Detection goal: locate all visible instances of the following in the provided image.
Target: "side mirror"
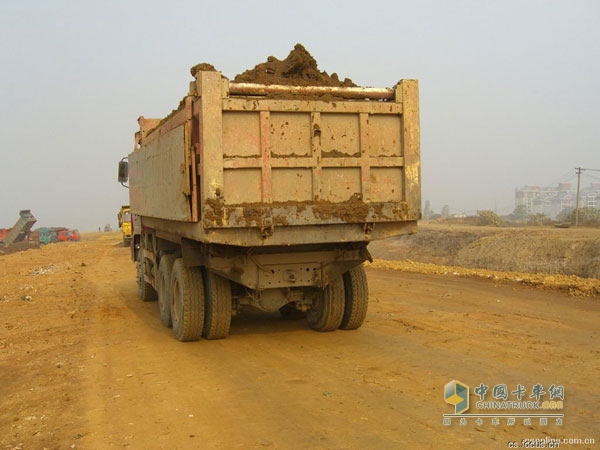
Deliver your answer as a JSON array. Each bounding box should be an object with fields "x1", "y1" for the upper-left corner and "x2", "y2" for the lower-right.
[{"x1": 118, "y1": 159, "x2": 129, "y2": 183}]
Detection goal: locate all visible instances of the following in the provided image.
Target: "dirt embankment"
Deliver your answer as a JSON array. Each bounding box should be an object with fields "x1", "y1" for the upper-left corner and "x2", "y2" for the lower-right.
[
  {"x1": 0, "y1": 241, "x2": 40, "y2": 256},
  {"x1": 369, "y1": 222, "x2": 600, "y2": 295},
  {"x1": 370, "y1": 222, "x2": 600, "y2": 278}
]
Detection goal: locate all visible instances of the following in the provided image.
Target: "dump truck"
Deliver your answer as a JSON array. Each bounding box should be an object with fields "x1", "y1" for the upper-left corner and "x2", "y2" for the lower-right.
[
  {"x1": 118, "y1": 68, "x2": 420, "y2": 342},
  {"x1": 27, "y1": 227, "x2": 80, "y2": 244},
  {"x1": 117, "y1": 205, "x2": 132, "y2": 246},
  {"x1": 1, "y1": 210, "x2": 37, "y2": 246},
  {"x1": 29, "y1": 227, "x2": 58, "y2": 245},
  {"x1": 57, "y1": 228, "x2": 80, "y2": 242}
]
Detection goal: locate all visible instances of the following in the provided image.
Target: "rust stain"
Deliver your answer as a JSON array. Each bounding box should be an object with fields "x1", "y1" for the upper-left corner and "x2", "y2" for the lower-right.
[{"x1": 205, "y1": 198, "x2": 225, "y2": 226}]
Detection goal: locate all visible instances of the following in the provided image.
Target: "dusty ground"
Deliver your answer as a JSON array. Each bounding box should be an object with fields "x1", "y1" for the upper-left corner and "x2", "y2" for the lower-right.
[{"x1": 1, "y1": 232, "x2": 598, "y2": 449}]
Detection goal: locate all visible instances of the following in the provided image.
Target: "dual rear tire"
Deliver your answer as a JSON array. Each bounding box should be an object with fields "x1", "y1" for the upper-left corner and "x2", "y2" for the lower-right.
[
  {"x1": 170, "y1": 259, "x2": 205, "y2": 342},
  {"x1": 202, "y1": 269, "x2": 232, "y2": 340},
  {"x1": 307, "y1": 265, "x2": 369, "y2": 332},
  {"x1": 157, "y1": 257, "x2": 232, "y2": 342},
  {"x1": 341, "y1": 265, "x2": 369, "y2": 330}
]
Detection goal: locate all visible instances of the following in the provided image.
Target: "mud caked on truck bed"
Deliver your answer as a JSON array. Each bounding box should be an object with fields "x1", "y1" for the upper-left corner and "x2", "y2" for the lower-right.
[{"x1": 119, "y1": 47, "x2": 420, "y2": 341}]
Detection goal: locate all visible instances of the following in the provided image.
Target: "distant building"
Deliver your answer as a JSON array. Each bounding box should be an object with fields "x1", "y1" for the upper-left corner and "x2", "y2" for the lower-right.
[{"x1": 515, "y1": 183, "x2": 600, "y2": 219}]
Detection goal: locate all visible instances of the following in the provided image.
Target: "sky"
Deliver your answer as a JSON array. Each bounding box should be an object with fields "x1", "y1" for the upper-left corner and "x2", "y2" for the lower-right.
[{"x1": 1, "y1": 0, "x2": 599, "y2": 230}]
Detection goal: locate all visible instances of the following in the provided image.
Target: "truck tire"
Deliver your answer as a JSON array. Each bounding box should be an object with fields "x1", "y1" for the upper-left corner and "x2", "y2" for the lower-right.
[
  {"x1": 202, "y1": 269, "x2": 232, "y2": 340},
  {"x1": 170, "y1": 259, "x2": 205, "y2": 342},
  {"x1": 137, "y1": 249, "x2": 157, "y2": 302},
  {"x1": 340, "y1": 265, "x2": 368, "y2": 330},
  {"x1": 307, "y1": 277, "x2": 344, "y2": 332},
  {"x1": 157, "y1": 254, "x2": 176, "y2": 328}
]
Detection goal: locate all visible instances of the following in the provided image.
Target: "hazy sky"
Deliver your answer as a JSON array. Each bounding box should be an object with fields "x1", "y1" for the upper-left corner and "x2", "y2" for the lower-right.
[{"x1": 1, "y1": 0, "x2": 599, "y2": 230}]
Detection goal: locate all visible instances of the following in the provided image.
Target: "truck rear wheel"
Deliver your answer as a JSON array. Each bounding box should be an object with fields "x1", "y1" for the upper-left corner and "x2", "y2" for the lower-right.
[
  {"x1": 157, "y1": 254, "x2": 176, "y2": 328},
  {"x1": 202, "y1": 269, "x2": 232, "y2": 340},
  {"x1": 137, "y1": 249, "x2": 157, "y2": 302},
  {"x1": 340, "y1": 265, "x2": 368, "y2": 330},
  {"x1": 170, "y1": 259, "x2": 205, "y2": 342},
  {"x1": 307, "y1": 277, "x2": 344, "y2": 332}
]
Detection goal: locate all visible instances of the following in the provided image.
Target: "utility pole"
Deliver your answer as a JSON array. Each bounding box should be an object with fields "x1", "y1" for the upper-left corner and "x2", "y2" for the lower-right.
[
  {"x1": 574, "y1": 167, "x2": 600, "y2": 226},
  {"x1": 575, "y1": 167, "x2": 582, "y2": 227}
]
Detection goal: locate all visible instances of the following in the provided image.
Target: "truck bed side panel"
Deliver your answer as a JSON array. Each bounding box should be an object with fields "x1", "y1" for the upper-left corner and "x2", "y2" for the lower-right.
[{"x1": 129, "y1": 126, "x2": 191, "y2": 221}]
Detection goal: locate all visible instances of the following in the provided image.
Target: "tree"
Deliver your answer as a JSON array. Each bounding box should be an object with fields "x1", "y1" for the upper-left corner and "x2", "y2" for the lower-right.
[
  {"x1": 477, "y1": 210, "x2": 502, "y2": 227},
  {"x1": 511, "y1": 204, "x2": 528, "y2": 221},
  {"x1": 557, "y1": 208, "x2": 574, "y2": 223},
  {"x1": 528, "y1": 213, "x2": 551, "y2": 226},
  {"x1": 560, "y1": 207, "x2": 600, "y2": 226}
]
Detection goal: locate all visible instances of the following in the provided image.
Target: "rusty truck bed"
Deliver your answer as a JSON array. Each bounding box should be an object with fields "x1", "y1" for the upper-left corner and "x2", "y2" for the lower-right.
[{"x1": 128, "y1": 71, "x2": 420, "y2": 247}]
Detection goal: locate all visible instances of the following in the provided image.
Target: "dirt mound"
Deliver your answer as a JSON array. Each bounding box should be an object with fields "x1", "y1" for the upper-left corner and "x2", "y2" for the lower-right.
[
  {"x1": 369, "y1": 229, "x2": 485, "y2": 265},
  {"x1": 0, "y1": 241, "x2": 39, "y2": 255},
  {"x1": 454, "y1": 231, "x2": 600, "y2": 278},
  {"x1": 233, "y1": 43, "x2": 356, "y2": 87},
  {"x1": 369, "y1": 223, "x2": 600, "y2": 280}
]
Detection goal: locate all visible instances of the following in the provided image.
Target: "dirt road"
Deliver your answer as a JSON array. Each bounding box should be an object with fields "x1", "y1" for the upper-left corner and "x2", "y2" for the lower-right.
[{"x1": 1, "y1": 233, "x2": 598, "y2": 449}]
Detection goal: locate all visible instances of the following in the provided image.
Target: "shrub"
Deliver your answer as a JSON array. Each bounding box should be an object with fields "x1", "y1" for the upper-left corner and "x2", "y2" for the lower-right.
[{"x1": 477, "y1": 210, "x2": 503, "y2": 227}]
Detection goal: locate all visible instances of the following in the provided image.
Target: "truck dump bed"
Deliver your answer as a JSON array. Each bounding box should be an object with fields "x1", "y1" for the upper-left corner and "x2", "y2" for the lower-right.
[
  {"x1": 129, "y1": 71, "x2": 420, "y2": 247},
  {"x1": 2, "y1": 210, "x2": 37, "y2": 246}
]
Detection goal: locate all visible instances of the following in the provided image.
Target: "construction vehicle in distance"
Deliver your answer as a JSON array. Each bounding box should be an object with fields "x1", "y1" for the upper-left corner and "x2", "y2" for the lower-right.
[
  {"x1": 118, "y1": 67, "x2": 421, "y2": 342},
  {"x1": 57, "y1": 228, "x2": 80, "y2": 242},
  {"x1": 1, "y1": 210, "x2": 37, "y2": 246},
  {"x1": 1, "y1": 211, "x2": 80, "y2": 248},
  {"x1": 27, "y1": 227, "x2": 80, "y2": 244},
  {"x1": 29, "y1": 227, "x2": 59, "y2": 244},
  {"x1": 117, "y1": 205, "x2": 132, "y2": 246}
]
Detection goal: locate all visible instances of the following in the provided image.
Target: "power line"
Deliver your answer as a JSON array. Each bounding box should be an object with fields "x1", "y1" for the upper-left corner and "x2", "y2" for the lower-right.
[
  {"x1": 586, "y1": 172, "x2": 600, "y2": 183},
  {"x1": 543, "y1": 169, "x2": 578, "y2": 187}
]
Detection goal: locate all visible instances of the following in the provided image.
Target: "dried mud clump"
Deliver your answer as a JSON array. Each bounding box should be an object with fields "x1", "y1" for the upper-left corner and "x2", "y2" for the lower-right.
[
  {"x1": 190, "y1": 62, "x2": 217, "y2": 77},
  {"x1": 233, "y1": 44, "x2": 356, "y2": 87}
]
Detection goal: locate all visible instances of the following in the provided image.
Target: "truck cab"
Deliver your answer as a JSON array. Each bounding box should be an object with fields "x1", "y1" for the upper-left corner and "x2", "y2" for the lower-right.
[
  {"x1": 57, "y1": 229, "x2": 80, "y2": 242},
  {"x1": 118, "y1": 205, "x2": 132, "y2": 246}
]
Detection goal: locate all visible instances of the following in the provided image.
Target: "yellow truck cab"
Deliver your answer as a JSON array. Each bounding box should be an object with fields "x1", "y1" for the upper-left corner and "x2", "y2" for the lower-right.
[{"x1": 117, "y1": 205, "x2": 132, "y2": 246}]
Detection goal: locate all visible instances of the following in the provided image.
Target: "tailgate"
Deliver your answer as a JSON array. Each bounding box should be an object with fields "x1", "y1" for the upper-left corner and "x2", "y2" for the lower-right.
[{"x1": 196, "y1": 72, "x2": 421, "y2": 230}]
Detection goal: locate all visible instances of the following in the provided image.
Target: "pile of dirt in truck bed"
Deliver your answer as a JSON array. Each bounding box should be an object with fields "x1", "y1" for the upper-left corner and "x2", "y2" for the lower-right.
[
  {"x1": 155, "y1": 44, "x2": 358, "y2": 134},
  {"x1": 233, "y1": 44, "x2": 356, "y2": 88}
]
